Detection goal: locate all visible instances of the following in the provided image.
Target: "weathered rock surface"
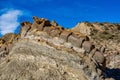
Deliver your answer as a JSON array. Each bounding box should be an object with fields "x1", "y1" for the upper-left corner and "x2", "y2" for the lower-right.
[
  {"x1": 0, "y1": 16, "x2": 119, "y2": 80},
  {"x1": 72, "y1": 22, "x2": 120, "y2": 80}
]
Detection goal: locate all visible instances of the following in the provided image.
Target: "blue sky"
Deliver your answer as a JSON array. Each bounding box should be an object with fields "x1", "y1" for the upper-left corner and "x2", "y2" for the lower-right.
[{"x1": 0, "y1": 0, "x2": 120, "y2": 36}]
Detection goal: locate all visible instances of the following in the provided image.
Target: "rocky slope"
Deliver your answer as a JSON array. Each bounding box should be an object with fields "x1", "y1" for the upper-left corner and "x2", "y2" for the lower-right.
[
  {"x1": 72, "y1": 22, "x2": 120, "y2": 80},
  {"x1": 0, "y1": 16, "x2": 119, "y2": 80}
]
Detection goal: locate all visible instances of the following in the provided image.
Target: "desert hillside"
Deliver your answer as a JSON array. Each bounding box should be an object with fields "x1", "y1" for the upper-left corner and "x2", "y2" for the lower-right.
[{"x1": 0, "y1": 16, "x2": 120, "y2": 80}]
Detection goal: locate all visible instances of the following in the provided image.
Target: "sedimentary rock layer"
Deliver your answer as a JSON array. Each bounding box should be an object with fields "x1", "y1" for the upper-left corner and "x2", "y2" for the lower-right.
[{"x1": 0, "y1": 16, "x2": 107, "y2": 80}]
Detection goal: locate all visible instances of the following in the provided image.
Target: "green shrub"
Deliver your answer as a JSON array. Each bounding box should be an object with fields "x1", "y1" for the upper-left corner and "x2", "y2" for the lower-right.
[{"x1": 99, "y1": 31, "x2": 113, "y2": 39}]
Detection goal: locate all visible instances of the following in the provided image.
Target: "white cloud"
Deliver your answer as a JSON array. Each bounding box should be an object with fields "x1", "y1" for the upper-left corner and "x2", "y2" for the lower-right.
[{"x1": 0, "y1": 9, "x2": 22, "y2": 35}]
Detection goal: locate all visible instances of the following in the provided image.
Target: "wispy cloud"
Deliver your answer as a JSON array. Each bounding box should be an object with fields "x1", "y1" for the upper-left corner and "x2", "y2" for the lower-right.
[{"x1": 0, "y1": 9, "x2": 22, "y2": 35}]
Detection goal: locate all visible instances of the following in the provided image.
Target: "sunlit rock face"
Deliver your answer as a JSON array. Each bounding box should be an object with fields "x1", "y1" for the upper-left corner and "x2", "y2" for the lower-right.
[
  {"x1": 72, "y1": 21, "x2": 120, "y2": 80},
  {"x1": 0, "y1": 16, "x2": 119, "y2": 80}
]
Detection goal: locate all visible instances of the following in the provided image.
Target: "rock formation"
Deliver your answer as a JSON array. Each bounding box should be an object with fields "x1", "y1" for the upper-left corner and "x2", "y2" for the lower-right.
[
  {"x1": 0, "y1": 16, "x2": 119, "y2": 80},
  {"x1": 72, "y1": 22, "x2": 120, "y2": 80}
]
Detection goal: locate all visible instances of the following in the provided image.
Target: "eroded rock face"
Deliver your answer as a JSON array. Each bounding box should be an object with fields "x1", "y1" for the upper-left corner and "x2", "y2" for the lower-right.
[
  {"x1": 0, "y1": 33, "x2": 19, "y2": 59},
  {"x1": 72, "y1": 21, "x2": 120, "y2": 80},
  {"x1": 72, "y1": 22, "x2": 92, "y2": 36},
  {"x1": 0, "y1": 16, "x2": 110, "y2": 80}
]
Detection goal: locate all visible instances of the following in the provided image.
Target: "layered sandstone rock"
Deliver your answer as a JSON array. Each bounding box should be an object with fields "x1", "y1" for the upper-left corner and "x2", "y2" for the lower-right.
[
  {"x1": 72, "y1": 22, "x2": 120, "y2": 80},
  {"x1": 0, "y1": 16, "x2": 119, "y2": 80}
]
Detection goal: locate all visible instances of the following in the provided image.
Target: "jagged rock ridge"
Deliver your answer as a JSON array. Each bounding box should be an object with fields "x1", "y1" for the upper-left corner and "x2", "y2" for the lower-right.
[{"x1": 0, "y1": 16, "x2": 118, "y2": 80}]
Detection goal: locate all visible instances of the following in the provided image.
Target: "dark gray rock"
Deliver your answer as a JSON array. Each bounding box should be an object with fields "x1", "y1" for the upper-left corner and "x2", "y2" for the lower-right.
[
  {"x1": 82, "y1": 41, "x2": 95, "y2": 53},
  {"x1": 93, "y1": 51, "x2": 105, "y2": 64}
]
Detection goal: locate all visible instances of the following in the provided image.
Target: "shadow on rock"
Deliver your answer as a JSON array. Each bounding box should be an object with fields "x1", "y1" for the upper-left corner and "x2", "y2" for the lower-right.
[{"x1": 103, "y1": 67, "x2": 120, "y2": 80}]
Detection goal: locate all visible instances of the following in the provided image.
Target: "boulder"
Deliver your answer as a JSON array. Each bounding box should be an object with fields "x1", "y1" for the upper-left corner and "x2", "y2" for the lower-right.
[
  {"x1": 93, "y1": 51, "x2": 105, "y2": 64},
  {"x1": 68, "y1": 33, "x2": 85, "y2": 47},
  {"x1": 82, "y1": 41, "x2": 95, "y2": 53},
  {"x1": 60, "y1": 30, "x2": 72, "y2": 41},
  {"x1": 50, "y1": 29, "x2": 61, "y2": 37}
]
